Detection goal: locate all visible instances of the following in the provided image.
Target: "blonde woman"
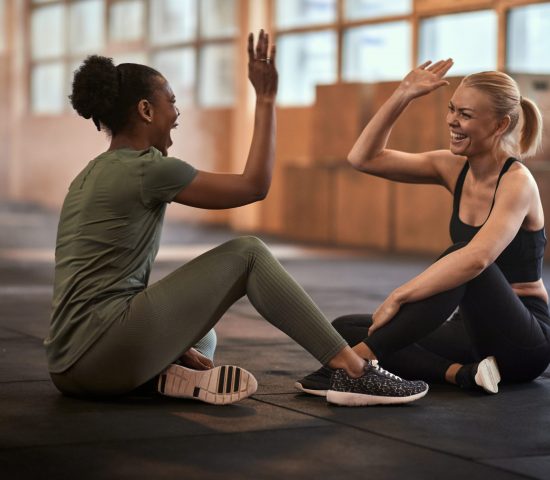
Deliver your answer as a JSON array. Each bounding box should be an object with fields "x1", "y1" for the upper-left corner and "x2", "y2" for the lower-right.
[{"x1": 297, "y1": 61, "x2": 550, "y2": 396}]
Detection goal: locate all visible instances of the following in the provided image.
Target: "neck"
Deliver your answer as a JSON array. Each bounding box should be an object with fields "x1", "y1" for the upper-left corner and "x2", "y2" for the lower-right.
[
  {"x1": 108, "y1": 130, "x2": 151, "y2": 152},
  {"x1": 466, "y1": 149, "x2": 509, "y2": 181}
]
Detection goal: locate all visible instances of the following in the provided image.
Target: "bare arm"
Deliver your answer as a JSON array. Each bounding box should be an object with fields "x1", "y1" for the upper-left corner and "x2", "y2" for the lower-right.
[
  {"x1": 348, "y1": 60, "x2": 458, "y2": 188},
  {"x1": 174, "y1": 30, "x2": 278, "y2": 209},
  {"x1": 369, "y1": 167, "x2": 534, "y2": 334}
]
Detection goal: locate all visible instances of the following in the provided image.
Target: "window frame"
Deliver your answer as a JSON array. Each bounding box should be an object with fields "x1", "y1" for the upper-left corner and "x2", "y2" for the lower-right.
[
  {"x1": 269, "y1": 0, "x2": 550, "y2": 105},
  {"x1": 26, "y1": 0, "x2": 239, "y2": 115}
]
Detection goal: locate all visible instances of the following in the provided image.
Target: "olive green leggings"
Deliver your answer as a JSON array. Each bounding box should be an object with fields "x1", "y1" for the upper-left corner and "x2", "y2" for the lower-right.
[{"x1": 51, "y1": 236, "x2": 347, "y2": 397}]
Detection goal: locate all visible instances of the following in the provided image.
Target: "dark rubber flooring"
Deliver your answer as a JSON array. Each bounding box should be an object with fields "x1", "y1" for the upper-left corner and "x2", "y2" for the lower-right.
[{"x1": 1, "y1": 203, "x2": 549, "y2": 479}]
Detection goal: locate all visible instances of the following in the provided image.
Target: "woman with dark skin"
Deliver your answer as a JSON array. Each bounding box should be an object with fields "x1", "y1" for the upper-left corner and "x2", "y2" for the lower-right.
[
  {"x1": 297, "y1": 60, "x2": 550, "y2": 397},
  {"x1": 45, "y1": 31, "x2": 428, "y2": 406}
]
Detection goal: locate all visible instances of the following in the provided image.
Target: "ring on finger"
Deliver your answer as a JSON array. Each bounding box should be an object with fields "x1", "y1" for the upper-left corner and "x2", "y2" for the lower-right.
[{"x1": 258, "y1": 57, "x2": 270, "y2": 62}]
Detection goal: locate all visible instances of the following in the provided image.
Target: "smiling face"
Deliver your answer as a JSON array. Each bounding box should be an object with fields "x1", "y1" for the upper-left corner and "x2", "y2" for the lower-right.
[
  {"x1": 446, "y1": 84, "x2": 503, "y2": 158},
  {"x1": 148, "y1": 77, "x2": 180, "y2": 155}
]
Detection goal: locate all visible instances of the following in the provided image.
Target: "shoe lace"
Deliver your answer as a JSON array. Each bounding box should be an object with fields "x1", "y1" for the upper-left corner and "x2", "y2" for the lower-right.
[{"x1": 370, "y1": 360, "x2": 403, "y2": 381}]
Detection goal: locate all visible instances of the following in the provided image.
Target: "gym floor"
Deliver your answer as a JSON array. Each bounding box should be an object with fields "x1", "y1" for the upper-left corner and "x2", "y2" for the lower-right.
[{"x1": 1, "y1": 203, "x2": 548, "y2": 479}]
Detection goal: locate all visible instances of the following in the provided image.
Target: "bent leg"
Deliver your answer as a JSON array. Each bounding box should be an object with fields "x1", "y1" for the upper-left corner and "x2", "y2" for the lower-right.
[
  {"x1": 361, "y1": 242, "x2": 550, "y2": 383},
  {"x1": 333, "y1": 314, "x2": 475, "y2": 382},
  {"x1": 459, "y1": 267, "x2": 550, "y2": 382},
  {"x1": 54, "y1": 236, "x2": 346, "y2": 395}
]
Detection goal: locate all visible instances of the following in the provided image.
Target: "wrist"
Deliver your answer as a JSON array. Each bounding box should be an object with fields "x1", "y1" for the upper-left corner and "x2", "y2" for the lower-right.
[
  {"x1": 256, "y1": 95, "x2": 276, "y2": 106},
  {"x1": 391, "y1": 287, "x2": 408, "y2": 305},
  {"x1": 393, "y1": 85, "x2": 415, "y2": 104}
]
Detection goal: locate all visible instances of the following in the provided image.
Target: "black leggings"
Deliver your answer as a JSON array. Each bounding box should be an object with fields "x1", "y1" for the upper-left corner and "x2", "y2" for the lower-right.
[{"x1": 333, "y1": 243, "x2": 550, "y2": 383}]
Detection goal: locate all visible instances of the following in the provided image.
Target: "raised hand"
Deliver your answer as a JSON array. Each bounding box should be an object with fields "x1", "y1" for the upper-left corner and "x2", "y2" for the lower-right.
[
  {"x1": 398, "y1": 59, "x2": 454, "y2": 100},
  {"x1": 248, "y1": 30, "x2": 278, "y2": 101}
]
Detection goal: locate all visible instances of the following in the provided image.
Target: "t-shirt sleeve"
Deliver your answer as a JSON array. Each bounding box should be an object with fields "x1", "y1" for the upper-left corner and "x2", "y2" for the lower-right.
[{"x1": 141, "y1": 150, "x2": 198, "y2": 207}]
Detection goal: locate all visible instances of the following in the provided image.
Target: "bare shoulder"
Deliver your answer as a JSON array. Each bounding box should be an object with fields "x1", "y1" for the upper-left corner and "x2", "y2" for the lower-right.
[
  {"x1": 427, "y1": 150, "x2": 467, "y2": 192},
  {"x1": 496, "y1": 160, "x2": 539, "y2": 205},
  {"x1": 504, "y1": 161, "x2": 538, "y2": 189}
]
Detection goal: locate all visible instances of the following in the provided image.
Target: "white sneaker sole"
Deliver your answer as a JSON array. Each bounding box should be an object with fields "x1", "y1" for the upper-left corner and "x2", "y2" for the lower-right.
[
  {"x1": 158, "y1": 364, "x2": 257, "y2": 405},
  {"x1": 326, "y1": 386, "x2": 429, "y2": 407},
  {"x1": 475, "y1": 356, "x2": 501, "y2": 394},
  {"x1": 294, "y1": 381, "x2": 328, "y2": 397}
]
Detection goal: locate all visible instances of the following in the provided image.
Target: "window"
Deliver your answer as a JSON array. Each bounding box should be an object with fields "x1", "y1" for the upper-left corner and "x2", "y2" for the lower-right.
[
  {"x1": 343, "y1": 21, "x2": 411, "y2": 82},
  {"x1": 150, "y1": 0, "x2": 196, "y2": 46},
  {"x1": 276, "y1": 0, "x2": 337, "y2": 29},
  {"x1": 109, "y1": 0, "x2": 144, "y2": 42},
  {"x1": 344, "y1": 0, "x2": 412, "y2": 21},
  {"x1": 28, "y1": 0, "x2": 238, "y2": 114},
  {"x1": 277, "y1": 31, "x2": 337, "y2": 106},
  {"x1": 29, "y1": 0, "x2": 104, "y2": 113},
  {"x1": 198, "y1": 44, "x2": 236, "y2": 107},
  {"x1": 153, "y1": 48, "x2": 196, "y2": 109},
  {"x1": 507, "y1": 2, "x2": 550, "y2": 74},
  {"x1": 419, "y1": 11, "x2": 498, "y2": 76},
  {"x1": 200, "y1": 0, "x2": 238, "y2": 39},
  {"x1": 275, "y1": 0, "x2": 412, "y2": 106}
]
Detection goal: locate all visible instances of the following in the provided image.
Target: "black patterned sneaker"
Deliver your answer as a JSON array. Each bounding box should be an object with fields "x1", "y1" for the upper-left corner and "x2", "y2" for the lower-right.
[
  {"x1": 326, "y1": 360, "x2": 429, "y2": 407},
  {"x1": 157, "y1": 364, "x2": 257, "y2": 405},
  {"x1": 295, "y1": 366, "x2": 333, "y2": 397}
]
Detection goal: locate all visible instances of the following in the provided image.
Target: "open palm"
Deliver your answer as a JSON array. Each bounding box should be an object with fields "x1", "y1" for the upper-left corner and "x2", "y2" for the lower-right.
[{"x1": 399, "y1": 59, "x2": 454, "y2": 99}]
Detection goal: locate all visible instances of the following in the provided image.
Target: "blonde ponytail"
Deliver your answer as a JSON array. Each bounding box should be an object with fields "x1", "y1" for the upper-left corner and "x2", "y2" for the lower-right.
[{"x1": 519, "y1": 96, "x2": 543, "y2": 158}]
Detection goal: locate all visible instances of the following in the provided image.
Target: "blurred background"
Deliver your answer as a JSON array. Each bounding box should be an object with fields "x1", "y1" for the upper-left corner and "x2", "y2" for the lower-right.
[{"x1": 0, "y1": 0, "x2": 549, "y2": 256}]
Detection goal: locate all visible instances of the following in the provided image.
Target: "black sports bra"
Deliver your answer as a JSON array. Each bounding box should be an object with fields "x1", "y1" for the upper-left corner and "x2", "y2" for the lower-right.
[{"x1": 449, "y1": 158, "x2": 546, "y2": 283}]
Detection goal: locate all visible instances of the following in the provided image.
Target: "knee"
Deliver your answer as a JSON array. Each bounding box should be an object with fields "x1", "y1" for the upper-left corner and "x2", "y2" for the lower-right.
[
  {"x1": 231, "y1": 236, "x2": 270, "y2": 256},
  {"x1": 332, "y1": 314, "x2": 372, "y2": 332}
]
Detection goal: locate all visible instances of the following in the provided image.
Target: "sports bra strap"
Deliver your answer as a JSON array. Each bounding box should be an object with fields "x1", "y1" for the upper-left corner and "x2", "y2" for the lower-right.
[
  {"x1": 452, "y1": 161, "x2": 470, "y2": 215},
  {"x1": 452, "y1": 157, "x2": 518, "y2": 222}
]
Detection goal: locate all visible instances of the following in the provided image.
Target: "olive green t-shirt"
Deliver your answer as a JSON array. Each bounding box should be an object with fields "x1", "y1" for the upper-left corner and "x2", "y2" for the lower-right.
[{"x1": 45, "y1": 147, "x2": 197, "y2": 373}]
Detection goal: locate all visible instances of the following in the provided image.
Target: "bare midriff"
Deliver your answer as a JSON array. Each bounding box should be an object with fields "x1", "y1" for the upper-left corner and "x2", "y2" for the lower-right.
[{"x1": 511, "y1": 278, "x2": 548, "y2": 304}]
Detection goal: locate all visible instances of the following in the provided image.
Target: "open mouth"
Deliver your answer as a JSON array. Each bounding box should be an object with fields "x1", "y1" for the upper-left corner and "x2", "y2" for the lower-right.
[{"x1": 450, "y1": 131, "x2": 467, "y2": 143}]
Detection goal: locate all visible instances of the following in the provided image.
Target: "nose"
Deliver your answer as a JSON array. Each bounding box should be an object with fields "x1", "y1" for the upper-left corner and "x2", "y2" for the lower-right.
[
  {"x1": 447, "y1": 110, "x2": 458, "y2": 126},
  {"x1": 176, "y1": 107, "x2": 180, "y2": 117}
]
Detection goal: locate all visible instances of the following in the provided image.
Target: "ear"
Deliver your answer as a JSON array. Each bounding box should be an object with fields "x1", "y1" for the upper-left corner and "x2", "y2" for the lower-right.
[
  {"x1": 494, "y1": 114, "x2": 511, "y2": 137},
  {"x1": 137, "y1": 99, "x2": 154, "y2": 124}
]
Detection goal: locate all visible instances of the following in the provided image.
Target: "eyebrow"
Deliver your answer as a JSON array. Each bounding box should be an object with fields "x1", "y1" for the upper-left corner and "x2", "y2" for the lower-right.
[{"x1": 449, "y1": 101, "x2": 475, "y2": 112}]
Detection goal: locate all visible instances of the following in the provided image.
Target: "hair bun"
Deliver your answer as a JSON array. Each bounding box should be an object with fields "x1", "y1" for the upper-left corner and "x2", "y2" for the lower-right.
[{"x1": 69, "y1": 55, "x2": 119, "y2": 122}]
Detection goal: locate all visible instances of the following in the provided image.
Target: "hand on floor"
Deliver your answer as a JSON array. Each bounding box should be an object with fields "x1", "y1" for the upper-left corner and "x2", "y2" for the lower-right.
[{"x1": 179, "y1": 348, "x2": 214, "y2": 370}]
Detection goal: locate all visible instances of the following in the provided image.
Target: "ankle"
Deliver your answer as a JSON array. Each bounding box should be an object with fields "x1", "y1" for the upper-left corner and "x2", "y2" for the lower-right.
[
  {"x1": 327, "y1": 347, "x2": 366, "y2": 378},
  {"x1": 455, "y1": 363, "x2": 477, "y2": 389},
  {"x1": 445, "y1": 363, "x2": 462, "y2": 384}
]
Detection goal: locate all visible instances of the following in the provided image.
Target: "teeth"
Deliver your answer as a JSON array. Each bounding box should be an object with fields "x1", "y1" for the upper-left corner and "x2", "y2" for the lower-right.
[{"x1": 451, "y1": 132, "x2": 467, "y2": 141}]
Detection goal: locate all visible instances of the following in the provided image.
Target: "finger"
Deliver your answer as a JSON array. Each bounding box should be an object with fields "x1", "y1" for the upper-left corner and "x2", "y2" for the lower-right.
[
  {"x1": 247, "y1": 32, "x2": 254, "y2": 62},
  {"x1": 418, "y1": 60, "x2": 432, "y2": 69},
  {"x1": 427, "y1": 59, "x2": 446, "y2": 72},
  {"x1": 438, "y1": 60, "x2": 454, "y2": 76},
  {"x1": 431, "y1": 59, "x2": 453, "y2": 75},
  {"x1": 264, "y1": 32, "x2": 269, "y2": 59},
  {"x1": 255, "y1": 29, "x2": 264, "y2": 59},
  {"x1": 269, "y1": 44, "x2": 277, "y2": 67}
]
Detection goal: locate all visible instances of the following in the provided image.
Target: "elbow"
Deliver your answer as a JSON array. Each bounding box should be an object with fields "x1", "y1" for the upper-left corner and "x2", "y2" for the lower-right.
[
  {"x1": 249, "y1": 184, "x2": 270, "y2": 202},
  {"x1": 347, "y1": 152, "x2": 367, "y2": 171},
  {"x1": 468, "y1": 249, "x2": 493, "y2": 275},
  {"x1": 253, "y1": 189, "x2": 268, "y2": 201},
  {"x1": 347, "y1": 150, "x2": 384, "y2": 172}
]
